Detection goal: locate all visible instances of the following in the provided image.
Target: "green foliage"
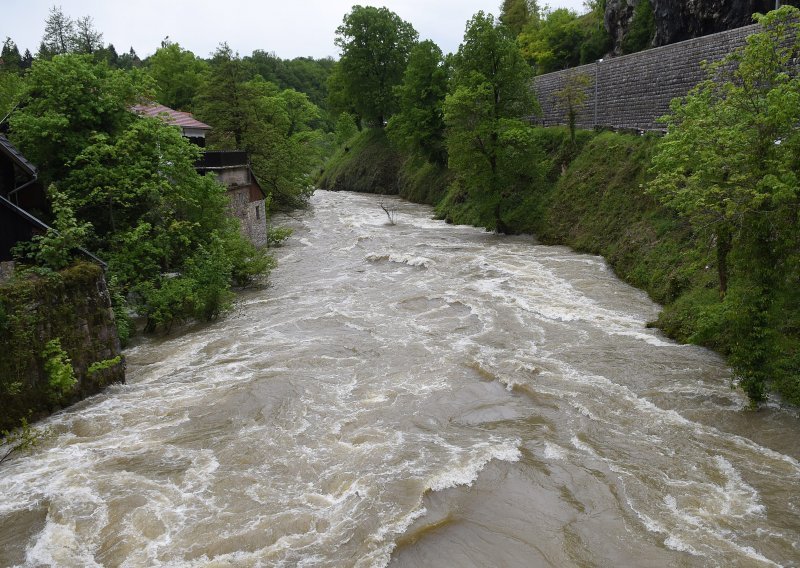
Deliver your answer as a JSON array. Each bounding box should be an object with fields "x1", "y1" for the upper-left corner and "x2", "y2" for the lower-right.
[
  {"x1": 334, "y1": 112, "x2": 359, "y2": 146},
  {"x1": 9, "y1": 54, "x2": 152, "y2": 186},
  {"x1": 1, "y1": 418, "x2": 50, "y2": 465},
  {"x1": 1, "y1": 37, "x2": 23, "y2": 73},
  {"x1": 13, "y1": 184, "x2": 91, "y2": 270},
  {"x1": 146, "y1": 42, "x2": 208, "y2": 111},
  {"x1": 317, "y1": 128, "x2": 450, "y2": 205},
  {"x1": 333, "y1": 5, "x2": 419, "y2": 127},
  {"x1": 42, "y1": 338, "x2": 77, "y2": 401},
  {"x1": 267, "y1": 227, "x2": 293, "y2": 247},
  {"x1": 107, "y1": 276, "x2": 132, "y2": 346},
  {"x1": 444, "y1": 11, "x2": 540, "y2": 231},
  {"x1": 518, "y1": 6, "x2": 611, "y2": 74},
  {"x1": 648, "y1": 6, "x2": 800, "y2": 403},
  {"x1": 621, "y1": 0, "x2": 656, "y2": 54},
  {"x1": 500, "y1": 0, "x2": 540, "y2": 37},
  {"x1": 318, "y1": 128, "x2": 403, "y2": 195},
  {"x1": 226, "y1": 234, "x2": 275, "y2": 286},
  {"x1": 0, "y1": 68, "x2": 25, "y2": 118},
  {"x1": 87, "y1": 356, "x2": 122, "y2": 376},
  {"x1": 245, "y1": 51, "x2": 334, "y2": 110},
  {"x1": 39, "y1": 6, "x2": 77, "y2": 57},
  {"x1": 196, "y1": 47, "x2": 324, "y2": 209},
  {"x1": 554, "y1": 72, "x2": 593, "y2": 143},
  {"x1": 386, "y1": 40, "x2": 449, "y2": 165},
  {"x1": 194, "y1": 43, "x2": 252, "y2": 148},
  {"x1": 8, "y1": 53, "x2": 271, "y2": 334}
]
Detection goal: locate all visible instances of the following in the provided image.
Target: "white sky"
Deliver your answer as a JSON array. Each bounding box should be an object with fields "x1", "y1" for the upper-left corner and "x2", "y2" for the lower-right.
[{"x1": 2, "y1": 0, "x2": 589, "y2": 60}]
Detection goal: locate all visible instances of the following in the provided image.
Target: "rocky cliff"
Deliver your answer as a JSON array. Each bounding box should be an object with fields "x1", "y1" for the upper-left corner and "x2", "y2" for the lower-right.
[{"x1": 605, "y1": 0, "x2": 784, "y2": 54}]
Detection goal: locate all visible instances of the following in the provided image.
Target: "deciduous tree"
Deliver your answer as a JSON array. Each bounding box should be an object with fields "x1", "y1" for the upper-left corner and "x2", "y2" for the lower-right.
[
  {"x1": 648, "y1": 6, "x2": 800, "y2": 402},
  {"x1": 386, "y1": 40, "x2": 448, "y2": 165},
  {"x1": 334, "y1": 5, "x2": 418, "y2": 127},
  {"x1": 146, "y1": 42, "x2": 208, "y2": 111},
  {"x1": 444, "y1": 12, "x2": 539, "y2": 231}
]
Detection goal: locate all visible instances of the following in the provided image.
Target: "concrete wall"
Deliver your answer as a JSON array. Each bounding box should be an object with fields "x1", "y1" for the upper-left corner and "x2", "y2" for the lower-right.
[
  {"x1": 216, "y1": 167, "x2": 251, "y2": 188},
  {"x1": 532, "y1": 24, "x2": 759, "y2": 131}
]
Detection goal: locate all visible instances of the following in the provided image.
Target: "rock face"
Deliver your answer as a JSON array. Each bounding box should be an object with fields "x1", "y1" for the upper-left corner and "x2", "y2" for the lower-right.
[
  {"x1": 605, "y1": 0, "x2": 638, "y2": 55},
  {"x1": 606, "y1": 0, "x2": 781, "y2": 54},
  {"x1": 651, "y1": 0, "x2": 776, "y2": 45}
]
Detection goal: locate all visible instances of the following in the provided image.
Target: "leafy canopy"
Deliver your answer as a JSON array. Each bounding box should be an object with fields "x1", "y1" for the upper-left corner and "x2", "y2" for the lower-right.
[
  {"x1": 444, "y1": 12, "x2": 540, "y2": 231},
  {"x1": 648, "y1": 6, "x2": 800, "y2": 403},
  {"x1": 333, "y1": 5, "x2": 419, "y2": 126},
  {"x1": 386, "y1": 40, "x2": 449, "y2": 165}
]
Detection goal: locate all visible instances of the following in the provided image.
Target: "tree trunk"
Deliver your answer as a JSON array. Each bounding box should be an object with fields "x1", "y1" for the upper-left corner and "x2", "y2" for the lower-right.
[{"x1": 716, "y1": 225, "x2": 732, "y2": 297}]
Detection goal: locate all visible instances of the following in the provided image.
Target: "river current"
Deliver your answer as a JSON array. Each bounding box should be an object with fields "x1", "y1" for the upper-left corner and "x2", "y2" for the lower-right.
[{"x1": 0, "y1": 191, "x2": 798, "y2": 567}]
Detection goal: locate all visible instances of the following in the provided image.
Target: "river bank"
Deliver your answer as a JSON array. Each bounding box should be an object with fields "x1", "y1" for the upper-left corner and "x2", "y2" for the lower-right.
[{"x1": 318, "y1": 127, "x2": 800, "y2": 407}]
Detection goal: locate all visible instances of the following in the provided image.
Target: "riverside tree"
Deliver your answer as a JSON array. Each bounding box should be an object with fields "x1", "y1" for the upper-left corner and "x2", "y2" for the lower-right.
[
  {"x1": 443, "y1": 12, "x2": 540, "y2": 231},
  {"x1": 9, "y1": 54, "x2": 270, "y2": 332},
  {"x1": 146, "y1": 41, "x2": 208, "y2": 111},
  {"x1": 648, "y1": 6, "x2": 800, "y2": 403},
  {"x1": 333, "y1": 5, "x2": 418, "y2": 127},
  {"x1": 195, "y1": 45, "x2": 324, "y2": 209},
  {"x1": 386, "y1": 40, "x2": 449, "y2": 165}
]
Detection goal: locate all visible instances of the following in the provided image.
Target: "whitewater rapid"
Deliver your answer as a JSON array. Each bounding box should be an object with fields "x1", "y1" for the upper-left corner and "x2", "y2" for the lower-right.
[{"x1": 0, "y1": 191, "x2": 797, "y2": 567}]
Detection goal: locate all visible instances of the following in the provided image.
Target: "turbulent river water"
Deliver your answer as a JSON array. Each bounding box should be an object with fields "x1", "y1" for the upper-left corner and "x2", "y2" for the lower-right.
[{"x1": 1, "y1": 190, "x2": 799, "y2": 567}]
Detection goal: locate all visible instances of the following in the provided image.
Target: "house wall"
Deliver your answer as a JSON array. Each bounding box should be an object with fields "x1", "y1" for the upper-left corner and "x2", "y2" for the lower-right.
[
  {"x1": 216, "y1": 167, "x2": 251, "y2": 188},
  {"x1": 227, "y1": 185, "x2": 267, "y2": 247}
]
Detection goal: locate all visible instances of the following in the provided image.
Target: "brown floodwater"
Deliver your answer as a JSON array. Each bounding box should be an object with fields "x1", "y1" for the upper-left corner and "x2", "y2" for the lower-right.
[{"x1": 1, "y1": 191, "x2": 798, "y2": 567}]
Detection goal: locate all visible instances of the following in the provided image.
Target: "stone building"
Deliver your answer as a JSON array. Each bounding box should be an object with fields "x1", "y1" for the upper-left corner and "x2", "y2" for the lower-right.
[
  {"x1": 196, "y1": 151, "x2": 268, "y2": 247},
  {"x1": 132, "y1": 103, "x2": 268, "y2": 247}
]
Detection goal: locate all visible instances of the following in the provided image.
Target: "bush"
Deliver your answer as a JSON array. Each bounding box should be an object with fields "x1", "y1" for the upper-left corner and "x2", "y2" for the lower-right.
[{"x1": 42, "y1": 338, "x2": 76, "y2": 402}]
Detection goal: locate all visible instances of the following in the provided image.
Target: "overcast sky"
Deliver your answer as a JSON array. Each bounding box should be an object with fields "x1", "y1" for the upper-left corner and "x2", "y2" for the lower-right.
[{"x1": 2, "y1": 0, "x2": 590, "y2": 61}]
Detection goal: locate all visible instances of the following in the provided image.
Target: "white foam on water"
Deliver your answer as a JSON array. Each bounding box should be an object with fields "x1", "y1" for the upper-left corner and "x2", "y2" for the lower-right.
[
  {"x1": 426, "y1": 439, "x2": 521, "y2": 492},
  {"x1": 570, "y1": 435, "x2": 599, "y2": 458},
  {"x1": 364, "y1": 252, "x2": 434, "y2": 268},
  {"x1": 543, "y1": 441, "x2": 568, "y2": 461},
  {"x1": 713, "y1": 456, "x2": 766, "y2": 517},
  {"x1": 24, "y1": 519, "x2": 104, "y2": 568}
]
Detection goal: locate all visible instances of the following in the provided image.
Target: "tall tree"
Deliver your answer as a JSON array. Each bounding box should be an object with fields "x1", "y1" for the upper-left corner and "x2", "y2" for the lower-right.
[
  {"x1": 554, "y1": 71, "x2": 592, "y2": 143},
  {"x1": 9, "y1": 54, "x2": 146, "y2": 185},
  {"x1": 386, "y1": 40, "x2": 448, "y2": 165},
  {"x1": 20, "y1": 49, "x2": 33, "y2": 70},
  {"x1": 40, "y1": 5, "x2": 76, "y2": 57},
  {"x1": 196, "y1": 49, "x2": 323, "y2": 209},
  {"x1": 146, "y1": 43, "x2": 208, "y2": 111},
  {"x1": 500, "y1": 0, "x2": 539, "y2": 37},
  {"x1": 333, "y1": 5, "x2": 418, "y2": 127},
  {"x1": 444, "y1": 12, "x2": 539, "y2": 231},
  {"x1": 195, "y1": 43, "x2": 251, "y2": 148},
  {"x1": 1, "y1": 38, "x2": 22, "y2": 73},
  {"x1": 648, "y1": 6, "x2": 800, "y2": 402},
  {"x1": 73, "y1": 15, "x2": 104, "y2": 55}
]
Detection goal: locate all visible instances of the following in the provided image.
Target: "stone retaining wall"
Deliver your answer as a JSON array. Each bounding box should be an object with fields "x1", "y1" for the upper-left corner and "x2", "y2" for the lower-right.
[{"x1": 532, "y1": 24, "x2": 759, "y2": 131}]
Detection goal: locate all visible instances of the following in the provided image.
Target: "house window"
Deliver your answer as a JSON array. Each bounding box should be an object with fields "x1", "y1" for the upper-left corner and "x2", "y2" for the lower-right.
[{"x1": 256, "y1": 205, "x2": 260, "y2": 220}]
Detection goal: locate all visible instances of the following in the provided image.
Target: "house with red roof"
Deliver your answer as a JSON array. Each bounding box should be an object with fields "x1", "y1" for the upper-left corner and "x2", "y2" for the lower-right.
[{"x1": 133, "y1": 103, "x2": 268, "y2": 247}]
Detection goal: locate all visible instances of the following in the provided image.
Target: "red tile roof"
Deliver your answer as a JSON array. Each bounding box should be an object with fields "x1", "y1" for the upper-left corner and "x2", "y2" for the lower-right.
[{"x1": 131, "y1": 103, "x2": 211, "y2": 130}]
